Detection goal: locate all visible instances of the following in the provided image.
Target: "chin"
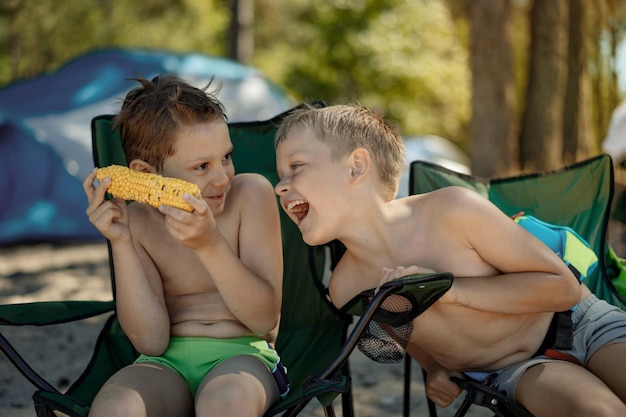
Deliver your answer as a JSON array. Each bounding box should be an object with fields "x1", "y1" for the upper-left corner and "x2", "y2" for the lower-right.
[
  {"x1": 300, "y1": 230, "x2": 330, "y2": 247},
  {"x1": 208, "y1": 203, "x2": 225, "y2": 217}
]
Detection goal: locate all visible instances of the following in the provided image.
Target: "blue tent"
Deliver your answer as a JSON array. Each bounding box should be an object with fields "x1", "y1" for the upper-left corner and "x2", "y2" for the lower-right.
[{"x1": 0, "y1": 48, "x2": 295, "y2": 245}]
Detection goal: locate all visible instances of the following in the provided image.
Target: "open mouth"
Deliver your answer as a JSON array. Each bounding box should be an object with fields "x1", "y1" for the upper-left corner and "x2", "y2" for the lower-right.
[{"x1": 287, "y1": 200, "x2": 309, "y2": 222}]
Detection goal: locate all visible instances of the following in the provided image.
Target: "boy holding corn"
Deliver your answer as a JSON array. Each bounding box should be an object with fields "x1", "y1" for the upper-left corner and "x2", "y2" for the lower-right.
[
  {"x1": 83, "y1": 75, "x2": 286, "y2": 417},
  {"x1": 273, "y1": 103, "x2": 626, "y2": 417}
]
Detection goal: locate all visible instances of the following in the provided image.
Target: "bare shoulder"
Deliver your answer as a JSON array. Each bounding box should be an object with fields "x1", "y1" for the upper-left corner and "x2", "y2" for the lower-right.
[
  {"x1": 227, "y1": 174, "x2": 279, "y2": 223},
  {"x1": 421, "y1": 185, "x2": 485, "y2": 206},
  {"x1": 328, "y1": 252, "x2": 368, "y2": 309},
  {"x1": 229, "y1": 173, "x2": 275, "y2": 199},
  {"x1": 409, "y1": 186, "x2": 491, "y2": 220}
]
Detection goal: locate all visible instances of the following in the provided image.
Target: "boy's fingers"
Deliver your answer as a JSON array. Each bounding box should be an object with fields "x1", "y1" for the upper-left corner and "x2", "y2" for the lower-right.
[
  {"x1": 93, "y1": 177, "x2": 110, "y2": 202},
  {"x1": 182, "y1": 193, "x2": 207, "y2": 214},
  {"x1": 83, "y1": 169, "x2": 98, "y2": 195}
]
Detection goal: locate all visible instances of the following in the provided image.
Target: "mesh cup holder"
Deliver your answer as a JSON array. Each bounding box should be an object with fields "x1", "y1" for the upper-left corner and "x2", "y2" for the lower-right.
[{"x1": 356, "y1": 292, "x2": 418, "y2": 363}]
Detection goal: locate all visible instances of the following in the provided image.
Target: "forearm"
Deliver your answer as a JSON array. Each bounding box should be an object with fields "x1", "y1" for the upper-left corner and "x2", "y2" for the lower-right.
[
  {"x1": 448, "y1": 271, "x2": 581, "y2": 314},
  {"x1": 195, "y1": 237, "x2": 281, "y2": 336},
  {"x1": 110, "y1": 241, "x2": 170, "y2": 355}
]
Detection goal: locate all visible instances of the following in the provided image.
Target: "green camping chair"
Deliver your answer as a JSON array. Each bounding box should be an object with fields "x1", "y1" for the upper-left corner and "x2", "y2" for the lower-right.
[
  {"x1": 408, "y1": 154, "x2": 625, "y2": 417},
  {"x1": 0, "y1": 103, "x2": 455, "y2": 417},
  {"x1": 0, "y1": 104, "x2": 351, "y2": 417},
  {"x1": 90, "y1": 104, "x2": 358, "y2": 417}
]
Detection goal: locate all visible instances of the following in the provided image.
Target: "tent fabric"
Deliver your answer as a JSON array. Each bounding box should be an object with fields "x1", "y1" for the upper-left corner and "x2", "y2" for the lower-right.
[{"x1": 0, "y1": 48, "x2": 294, "y2": 245}]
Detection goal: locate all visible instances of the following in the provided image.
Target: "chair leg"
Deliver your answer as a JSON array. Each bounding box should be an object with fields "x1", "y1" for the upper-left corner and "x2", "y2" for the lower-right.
[
  {"x1": 34, "y1": 403, "x2": 55, "y2": 417},
  {"x1": 404, "y1": 353, "x2": 411, "y2": 417},
  {"x1": 452, "y1": 397, "x2": 472, "y2": 417},
  {"x1": 341, "y1": 362, "x2": 355, "y2": 417},
  {"x1": 323, "y1": 404, "x2": 337, "y2": 417}
]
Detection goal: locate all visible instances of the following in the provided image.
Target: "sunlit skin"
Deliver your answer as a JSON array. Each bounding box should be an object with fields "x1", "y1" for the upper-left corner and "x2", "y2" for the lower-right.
[
  {"x1": 275, "y1": 129, "x2": 626, "y2": 417},
  {"x1": 86, "y1": 120, "x2": 282, "y2": 347},
  {"x1": 84, "y1": 119, "x2": 283, "y2": 417}
]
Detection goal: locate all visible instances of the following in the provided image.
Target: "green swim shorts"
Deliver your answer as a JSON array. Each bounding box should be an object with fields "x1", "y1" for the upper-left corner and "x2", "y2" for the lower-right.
[{"x1": 134, "y1": 335, "x2": 289, "y2": 397}]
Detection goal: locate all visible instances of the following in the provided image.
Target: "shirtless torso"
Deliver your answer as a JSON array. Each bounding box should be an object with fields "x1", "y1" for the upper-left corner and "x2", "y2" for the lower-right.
[
  {"x1": 328, "y1": 186, "x2": 584, "y2": 373},
  {"x1": 126, "y1": 173, "x2": 279, "y2": 343}
]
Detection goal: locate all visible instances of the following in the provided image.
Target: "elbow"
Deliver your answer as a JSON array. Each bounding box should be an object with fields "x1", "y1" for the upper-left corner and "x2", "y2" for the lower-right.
[
  {"x1": 565, "y1": 287, "x2": 582, "y2": 310},
  {"x1": 249, "y1": 308, "x2": 281, "y2": 338},
  {"x1": 127, "y1": 330, "x2": 170, "y2": 357},
  {"x1": 557, "y1": 277, "x2": 582, "y2": 311},
  {"x1": 252, "y1": 316, "x2": 280, "y2": 338}
]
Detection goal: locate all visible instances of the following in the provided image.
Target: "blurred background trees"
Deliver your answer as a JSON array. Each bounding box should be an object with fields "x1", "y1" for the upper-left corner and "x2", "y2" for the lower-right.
[{"x1": 0, "y1": 0, "x2": 624, "y2": 176}]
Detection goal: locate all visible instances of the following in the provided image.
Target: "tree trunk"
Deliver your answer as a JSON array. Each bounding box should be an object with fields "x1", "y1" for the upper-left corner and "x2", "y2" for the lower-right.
[
  {"x1": 228, "y1": 0, "x2": 255, "y2": 64},
  {"x1": 562, "y1": 0, "x2": 593, "y2": 164},
  {"x1": 468, "y1": 0, "x2": 516, "y2": 177},
  {"x1": 519, "y1": 0, "x2": 569, "y2": 171}
]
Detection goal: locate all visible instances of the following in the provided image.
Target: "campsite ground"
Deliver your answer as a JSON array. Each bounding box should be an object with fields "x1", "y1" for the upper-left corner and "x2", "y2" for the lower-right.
[
  {"x1": 0, "y1": 242, "x2": 495, "y2": 417},
  {"x1": 0, "y1": 179, "x2": 624, "y2": 417}
]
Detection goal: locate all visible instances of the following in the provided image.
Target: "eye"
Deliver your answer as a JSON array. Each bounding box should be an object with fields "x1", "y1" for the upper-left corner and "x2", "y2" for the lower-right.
[
  {"x1": 196, "y1": 162, "x2": 209, "y2": 171},
  {"x1": 290, "y1": 163, "x2": 303, "y2": 171},
  {"x1": 223, "y1": 152, "x2": 233, "y2": 163}
]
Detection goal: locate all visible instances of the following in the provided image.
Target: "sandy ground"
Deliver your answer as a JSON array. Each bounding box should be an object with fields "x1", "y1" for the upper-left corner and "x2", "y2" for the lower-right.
[{"x1": 1, "y1": 201, "x2": 624, "y2": 417}]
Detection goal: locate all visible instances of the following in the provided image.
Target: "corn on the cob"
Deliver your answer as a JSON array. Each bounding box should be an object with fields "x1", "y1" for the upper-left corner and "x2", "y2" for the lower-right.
[{"x1": 96, "y1": 165, "x2": 201, "y2": 212}]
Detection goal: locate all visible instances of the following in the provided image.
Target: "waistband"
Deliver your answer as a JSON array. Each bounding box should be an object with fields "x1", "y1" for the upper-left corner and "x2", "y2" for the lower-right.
[
  {"x1": 532, "y1": 294, "x2": 598, "y2": 365},
  {"x1": 571, "y1": 294, "x2": 599, "y2": 323}
]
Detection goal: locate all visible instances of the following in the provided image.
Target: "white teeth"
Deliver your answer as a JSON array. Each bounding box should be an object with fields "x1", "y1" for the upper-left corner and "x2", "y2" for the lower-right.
[{"x1": 287, "y1": 200, "x2": 307, "y2": 212}]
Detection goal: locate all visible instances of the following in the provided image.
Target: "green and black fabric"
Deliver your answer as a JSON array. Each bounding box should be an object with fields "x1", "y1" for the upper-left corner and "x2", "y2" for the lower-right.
[
  {"x1": 340, "y1": 273, "x2": 453, "y2": 364},
  {"x1": 409, "y1": 154, "x2": 625, "y2": 417},
  {"x1": 0, "y1": 104, "x2": 355, "y2": 417},
  {"x1": 411, "y1": 154, "x2": 625, "y2": 310}
]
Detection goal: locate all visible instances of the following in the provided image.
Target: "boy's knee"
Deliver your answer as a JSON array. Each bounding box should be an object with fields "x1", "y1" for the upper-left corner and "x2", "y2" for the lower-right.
[
  {"x1": 196, "y1": 381, "x2": 264, "y2": 417},
  {"x1": 577, "y1": 399, "x2": 626, "y2": 417},
  {"x1": 89, "y1": 395, "x2": 143, "y2": 417},
  {"x1": 195, "y1": 392, "x2": 254, "y2": 417}
]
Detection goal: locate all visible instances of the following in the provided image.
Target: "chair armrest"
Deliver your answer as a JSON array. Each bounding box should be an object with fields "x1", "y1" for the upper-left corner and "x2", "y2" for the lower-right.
[
  {"x1": 316, "y1": 273, "x2": 453, "y2": 378},
  {"x1": 0, "y1": 300, "x2": 115, "y2": 326},
  {"x1": 340, "y1": 272, "x2": 453, "y2": 318},
  {"x1": 0, "y1": 300, "x2": 116, "y2": 394}
]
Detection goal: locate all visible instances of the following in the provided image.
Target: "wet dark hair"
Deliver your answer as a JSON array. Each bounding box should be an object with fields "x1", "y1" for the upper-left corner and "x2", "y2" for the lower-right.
[{"x1": 114, "y1": 75, "x2": 227, "y2": 171}]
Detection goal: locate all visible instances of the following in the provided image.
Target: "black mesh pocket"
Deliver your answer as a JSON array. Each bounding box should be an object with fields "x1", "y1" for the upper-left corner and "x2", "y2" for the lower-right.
[{"x1": 356, "y1": 292, "x2": 417, "y2": 363}]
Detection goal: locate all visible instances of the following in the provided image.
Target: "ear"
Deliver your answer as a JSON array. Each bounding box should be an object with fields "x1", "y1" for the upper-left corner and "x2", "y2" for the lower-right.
[
  {"x1": 128, "y1": 159, "x2": 156, "y2": 174},
  {"x1": 349, "y1": 148, "x2": 370, "y2": 184}
]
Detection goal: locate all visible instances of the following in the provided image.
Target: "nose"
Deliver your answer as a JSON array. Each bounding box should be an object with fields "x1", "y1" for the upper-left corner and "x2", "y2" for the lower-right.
[
  {"x1": 274, "y1": 177, "x2": 289, "y2": 196},
  {"x1": 210, "y1": 166, "x2": 230, "y2": 187}
]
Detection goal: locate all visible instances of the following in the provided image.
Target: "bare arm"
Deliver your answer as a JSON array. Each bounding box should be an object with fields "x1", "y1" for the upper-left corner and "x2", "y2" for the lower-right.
[
  {"x1": 83, "y1": 170, "x2": 170, "y2": 356},
  {"x1": 406, "y1": 343, "x2": 462, "y2": 408},
  {"x1": 160, "y1": 174, "x2": 283, "y2": 337},
  {"x1": 435, "y1": 187, "x2": 581, "y2": 314},
  {"x1": 110, "y1": 237, "x2": 171, "y2": 355}
]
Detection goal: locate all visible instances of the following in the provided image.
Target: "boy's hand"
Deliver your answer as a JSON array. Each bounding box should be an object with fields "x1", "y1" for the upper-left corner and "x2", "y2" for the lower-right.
[
  {"x1": 159, "y1": 193, "x2": 218, "y2": 250},
  {"x1": 83, "y1": 169, "x2": 131, "y2": 244},
  {"x1": 425, "y1": 366, "x2": 463, "y2": 408}
]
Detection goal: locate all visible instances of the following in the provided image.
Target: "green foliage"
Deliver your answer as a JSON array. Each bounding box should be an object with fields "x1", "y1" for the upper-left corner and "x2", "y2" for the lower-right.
[
  {"x1": 4, "y1": 0, "x2": 622, "y2": 158},
  {"x1": 254, "y1": 0, "x2": 470, "y2": 144},
  {"x1": 0, "y1": 0, "x2": 228, "y2": 84}
]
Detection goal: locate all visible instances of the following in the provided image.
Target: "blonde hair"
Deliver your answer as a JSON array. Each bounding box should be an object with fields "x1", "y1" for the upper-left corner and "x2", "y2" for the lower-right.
[{"x1": 276, "y1": 104, "x2": 405, "y2": 199}]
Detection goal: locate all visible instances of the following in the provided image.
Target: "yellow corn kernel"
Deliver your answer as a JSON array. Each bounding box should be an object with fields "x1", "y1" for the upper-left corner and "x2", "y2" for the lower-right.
[{"x1": 96, "y1": 165, "x2": 201, "y2": 212}]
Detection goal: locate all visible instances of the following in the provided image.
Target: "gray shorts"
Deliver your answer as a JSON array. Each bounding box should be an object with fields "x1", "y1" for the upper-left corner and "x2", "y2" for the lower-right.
[{"x1": 470, "y1": 294, "x2": 626, "y2": 400}]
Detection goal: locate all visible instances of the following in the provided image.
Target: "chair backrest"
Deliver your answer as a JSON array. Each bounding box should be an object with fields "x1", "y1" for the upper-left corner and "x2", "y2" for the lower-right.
[
  {"x1": 90, "y1": 104, "x2": 352, "y2": 410},
  {"x1": 409, "y1": 155, "x2": 626, "y2": 310}
]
